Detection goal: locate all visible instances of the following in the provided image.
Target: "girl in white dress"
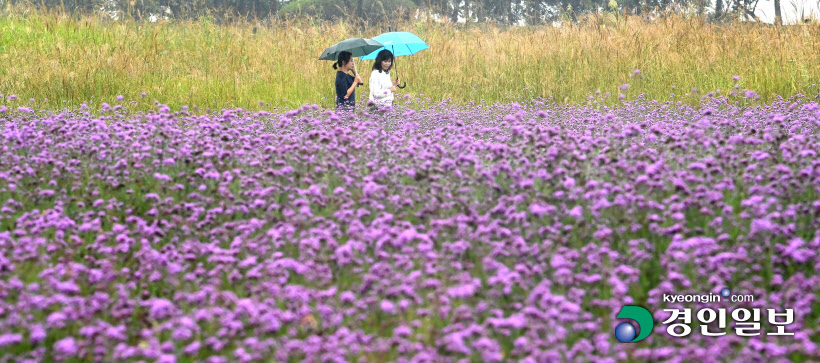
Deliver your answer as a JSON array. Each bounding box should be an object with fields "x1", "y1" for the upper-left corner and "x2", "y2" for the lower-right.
[{"x1": 368, "y1": 49, "x2": 401, "y2": 114}]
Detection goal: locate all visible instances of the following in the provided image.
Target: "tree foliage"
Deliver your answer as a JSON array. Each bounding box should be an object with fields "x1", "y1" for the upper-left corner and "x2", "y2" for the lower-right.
[{"x1": 0, "y1": 0, "x2": 779, "y2": 25}]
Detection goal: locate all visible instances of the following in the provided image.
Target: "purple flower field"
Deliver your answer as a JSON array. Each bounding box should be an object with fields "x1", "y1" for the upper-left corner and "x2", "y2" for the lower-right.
[{"x1": 0, "y1": 92, "x2": 819, "y2": 363}]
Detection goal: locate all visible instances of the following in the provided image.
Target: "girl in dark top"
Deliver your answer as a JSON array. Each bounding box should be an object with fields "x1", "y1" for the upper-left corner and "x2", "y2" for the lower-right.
[{"x1": 333, "y1": 51, "x2": 362, "y2": 111}]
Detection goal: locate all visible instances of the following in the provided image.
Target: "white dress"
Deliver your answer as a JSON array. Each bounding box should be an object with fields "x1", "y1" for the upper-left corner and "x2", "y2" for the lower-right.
[{"x1": 368, "y1": 69, "x2": 394, "y2": 108}]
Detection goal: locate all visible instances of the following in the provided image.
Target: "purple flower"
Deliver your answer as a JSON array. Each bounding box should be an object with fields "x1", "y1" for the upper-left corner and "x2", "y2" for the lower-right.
[
  {"x1": 29, "y1": 325, "x2": 46, "y2": 344},
  {"x1": 568, "y1": 205, "x2": 584, "y2": 219},
  {"x1": 381, "y1": 300, "x2": 396, "y2": 314},
  {"x1": 750, "y1": 218, "x2": 776, "y2": 235},
  {"x1": 184, "y1": 341, "x2": 201, "y2": 355},
  {"x1": 54, "y1": 337, "x2": 78, "y2": 356},
  {"x1": 147, "y1": 299, "x2": 176, "y2": 320},
  {"x1": 529, "y1": 202, "x2": 553, "y2": 217},
  {"x1": 0, "y1": 333, "x2": 23, "y2": 347},
  {"x1": 154, "y1": 173, "x2": 172, "y2": 182}
]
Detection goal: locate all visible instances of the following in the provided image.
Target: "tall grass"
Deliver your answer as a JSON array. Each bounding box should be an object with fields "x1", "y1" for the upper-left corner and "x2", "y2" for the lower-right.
[{"x1": 0, "y1": 5, "x2": 818, "y2": 112}]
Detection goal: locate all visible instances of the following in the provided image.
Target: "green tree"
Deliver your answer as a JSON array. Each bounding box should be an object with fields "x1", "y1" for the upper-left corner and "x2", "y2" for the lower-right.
[{"x1": 279, "y1": 0, "x2": 416, "y2": 24}]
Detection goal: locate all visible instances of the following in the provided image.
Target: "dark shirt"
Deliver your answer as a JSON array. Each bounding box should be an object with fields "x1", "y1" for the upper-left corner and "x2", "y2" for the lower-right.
[{"x1": 335, "y1": 71, "x2": 355, "y2": 110}]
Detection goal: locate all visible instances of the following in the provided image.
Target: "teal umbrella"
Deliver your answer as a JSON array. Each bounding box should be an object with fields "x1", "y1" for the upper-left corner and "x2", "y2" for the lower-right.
[
  {"x1": 360, "y1": 32, "x2": 430, "y2": 59},
  {"x1": 361, "y1": 32, "x2": 430, "y2": 89}
]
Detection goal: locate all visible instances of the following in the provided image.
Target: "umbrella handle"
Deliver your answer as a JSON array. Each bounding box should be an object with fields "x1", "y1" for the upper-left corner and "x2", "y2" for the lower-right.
[
  {"x1": 354, "y1": 59, "x2": 364, "y2": 86},
  {"x1": 393, "y1": 56, "x2": 406, "y2": 89}
]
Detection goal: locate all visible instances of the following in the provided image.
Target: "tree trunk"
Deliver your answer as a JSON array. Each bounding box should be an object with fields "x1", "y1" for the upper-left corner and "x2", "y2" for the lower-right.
[
  {"x1": 697, "y1": 0, "x2": 709, "y2": 16},
  {"x1": 773, "y1": 0, "x2": 782, "y2": 25}
]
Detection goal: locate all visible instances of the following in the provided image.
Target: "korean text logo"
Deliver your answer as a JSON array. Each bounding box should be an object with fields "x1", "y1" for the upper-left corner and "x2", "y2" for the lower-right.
[{"x1": 615, "y1": 288, "x2": 795, "y2": 342}]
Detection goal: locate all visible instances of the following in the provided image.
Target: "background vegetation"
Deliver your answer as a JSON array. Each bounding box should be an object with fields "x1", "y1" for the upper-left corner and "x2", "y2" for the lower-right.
[
  {"x1": 1, "y1": 0, "x2": 803, "y2": 25},
  {"x1": 0, "y1": 4, "x2": 818, "y2": 113}
]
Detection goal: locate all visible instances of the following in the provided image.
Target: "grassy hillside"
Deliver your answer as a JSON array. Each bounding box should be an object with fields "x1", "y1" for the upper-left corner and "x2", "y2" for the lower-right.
[{"x1": 0, "y1": 7, "x2": 818, "y2": 112}]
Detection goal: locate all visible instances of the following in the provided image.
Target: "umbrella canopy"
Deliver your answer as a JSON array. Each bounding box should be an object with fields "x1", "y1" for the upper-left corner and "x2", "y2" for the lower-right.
[
  {"x1": 360, "y1": 32, "x2": 429, "y2": 60},
  {"x1": 360, "y1": 32, "x2": 429, "y2": 89},
  {"x1": 318, "y1": 38, "x2": 385, "y2": 61}
]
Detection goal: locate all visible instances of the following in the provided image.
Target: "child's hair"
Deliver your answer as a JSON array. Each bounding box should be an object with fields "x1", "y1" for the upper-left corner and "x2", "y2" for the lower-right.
[
  {"x1": 372, "y1": 50, "x2": 394, "y2": 73},
  {"x1": 333, "y1": 51, "x2": 353, "y2": 70}
]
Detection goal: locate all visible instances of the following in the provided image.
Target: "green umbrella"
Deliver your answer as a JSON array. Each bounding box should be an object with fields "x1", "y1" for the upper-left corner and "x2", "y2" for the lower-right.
[
  {"x1": 318, "y1": 38, "x2": 385, "y2": 61},
  {"x1": 319, "y1": 37, "x2": 384, "y2": 87}
]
